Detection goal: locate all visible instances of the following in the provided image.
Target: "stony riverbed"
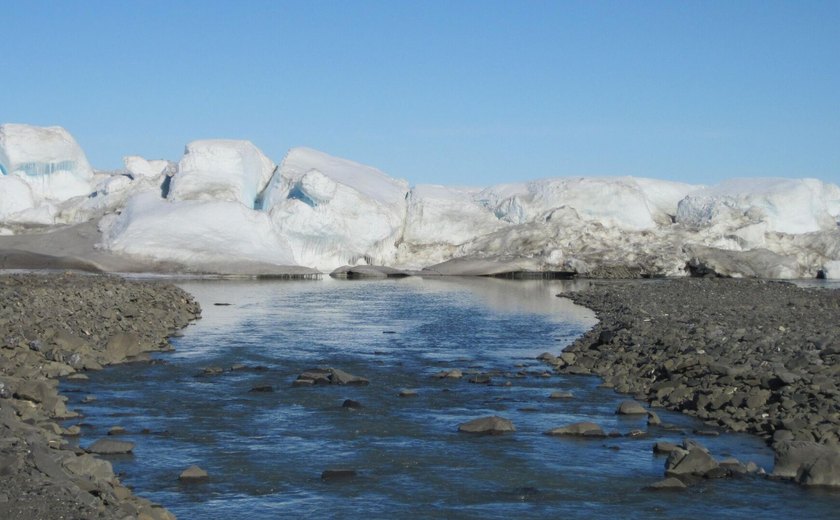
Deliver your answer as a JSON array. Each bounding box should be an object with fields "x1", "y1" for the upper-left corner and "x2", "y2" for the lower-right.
[
  {"x1": 553, "y1": 278, "x2": 840, "y2": 486},
  {"x1": 0, "y1": 273, "x2": 200, "y2": 519}
]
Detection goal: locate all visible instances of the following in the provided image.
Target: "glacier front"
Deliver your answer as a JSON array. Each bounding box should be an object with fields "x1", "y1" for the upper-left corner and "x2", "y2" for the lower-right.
[{"x1": 1, "y1": 123, "x2": 839, "y2": 279}]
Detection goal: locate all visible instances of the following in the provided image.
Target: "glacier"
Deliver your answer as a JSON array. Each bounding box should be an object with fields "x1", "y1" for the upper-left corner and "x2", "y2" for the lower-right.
[
  {"x1": 0, "y1": 124, "x2": 94, "y2": 203},
  {"x1": 264, "y1": 147, "x2": 410, "y2": 270},
  {"x1": 1, "y1": 123, "x2": 839, "y2": 279},
  {"x1": 168, "y1": 139, "x2": 276, "y2": 208}
]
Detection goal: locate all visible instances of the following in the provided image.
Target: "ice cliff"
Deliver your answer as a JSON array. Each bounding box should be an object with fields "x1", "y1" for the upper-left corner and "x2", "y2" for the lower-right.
[{"x1": 2, "y1": 123, "x2": 839, "y2": 279}]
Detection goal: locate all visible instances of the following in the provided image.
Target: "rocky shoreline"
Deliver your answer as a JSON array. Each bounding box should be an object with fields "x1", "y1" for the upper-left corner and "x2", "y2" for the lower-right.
[
  {"x1": 548, "y1": 278, "x2": 840, "y2": 486},
  {"x1": 0, "y1": 273, "x2": 201, "y2": 519}
]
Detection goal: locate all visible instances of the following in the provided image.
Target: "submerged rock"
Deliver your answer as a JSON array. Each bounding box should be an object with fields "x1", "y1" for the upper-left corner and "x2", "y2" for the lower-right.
[
  {"x1": 179, "y1": 465, "x2": 209, "y2": 482},
  {"x1": 544, "y1": 422, "x2": 606, "y2": 438},
  {"x1": 616, "y1": 400, "x2": 647, "y2": 415},
  {"x1": 458, "y1": 416, "x2": 516, "y2": 435},
  {"x1": 549, "y1": 390, "x2": 574, "y2": 400},
  {"x1": 294, "y1": 368, "x2": 369, "y2": 386},
  {"x1": 647, "y1": 477, "x2": 687, "y2": 490},
  {"x1": 87, "y1": 439, "x2": 134, "y2": 455}
]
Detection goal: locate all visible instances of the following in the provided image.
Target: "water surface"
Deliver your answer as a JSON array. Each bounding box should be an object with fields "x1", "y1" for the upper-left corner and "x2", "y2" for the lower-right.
[{"x1": 63, "y1": 278, "x2": 840, "y2": 518}]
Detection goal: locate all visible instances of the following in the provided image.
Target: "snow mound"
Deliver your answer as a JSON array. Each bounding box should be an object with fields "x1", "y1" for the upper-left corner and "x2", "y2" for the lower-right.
[
  {"x1": 168, "y1": 140, "x2": 275, "y2": 208},
  {"x1": 676, "y1": 178, "x2": 840, "y2": 234},
  {"x1": 265, "y1": 147, "x2": 410, "y2": 270},
  {"x1": 0, "y1": 123, "x2": 94, "y2": 201},
  {"x1": 101, "y1": 192, "x2": 295, "y2": 266}
]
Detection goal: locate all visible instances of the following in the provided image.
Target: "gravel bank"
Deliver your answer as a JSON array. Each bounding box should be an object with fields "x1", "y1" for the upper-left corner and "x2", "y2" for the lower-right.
[
  {"x1": 549, "y1": 278, "x2": 840, "y2": 485},
  {"x1": 0, "y1": 273, "x2": 201, "y2": 519}
]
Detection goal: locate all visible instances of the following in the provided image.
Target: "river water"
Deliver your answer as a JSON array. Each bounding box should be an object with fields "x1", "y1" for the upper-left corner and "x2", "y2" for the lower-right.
[{"x1": 62, "y1": 278, "x2": 840, "y2": 519}]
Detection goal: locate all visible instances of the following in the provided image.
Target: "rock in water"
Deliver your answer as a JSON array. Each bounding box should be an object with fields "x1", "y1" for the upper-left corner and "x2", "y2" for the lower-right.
[
  {"x1": 616, "y1": 400, "x2": 647, "y2": 415},
  {"x1": 653, "y1": 442, "x2": 680, "y2": 454},
  {"x1": 87, "y1": 439, "x2": 134, "y2": 455},
  {"x1": 544, "y1": 422, "x2": 606, "y2": 438},
  {"x1": 773, "y1": 441, "x2": 840, "y2": 486},
  {"x1": 458, "y1": 416, "x2": 515, "y2": 435},
  {"x1": 294, "y1": 367, "x2": 369, "y2": 386},
  {"x1": 179, "y1": 465, "x2": 209, "y2": 482},
  {"x1": 796, "y1": 454, "x2": 840, "y2": 487},
  {"x1": 549, "y1": 390, "x2": 574, "y2": 400},
  {"x1": 647, "y1": 477, "x2": 687, "y2": 490},
  {"x1": 329, "y1": 368, "x2": 369, "y2": 385},
  {"x1": 665, "y1": 442, "x2": 719, "y2": 477}
]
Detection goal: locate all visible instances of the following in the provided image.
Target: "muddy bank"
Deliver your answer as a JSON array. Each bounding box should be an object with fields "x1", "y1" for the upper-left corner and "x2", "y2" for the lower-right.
[
  {"x1": 549, "y1": 278, "x2": 840, "y2": 485},
  {"x1": 0, "y1": 273, "x2": 201, "y2": 519}
]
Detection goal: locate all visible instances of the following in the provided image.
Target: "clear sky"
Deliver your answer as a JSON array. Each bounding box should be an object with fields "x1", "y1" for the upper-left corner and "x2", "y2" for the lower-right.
[{"x1": 3, "y1": 0, "x2": 838, "y2": 186}]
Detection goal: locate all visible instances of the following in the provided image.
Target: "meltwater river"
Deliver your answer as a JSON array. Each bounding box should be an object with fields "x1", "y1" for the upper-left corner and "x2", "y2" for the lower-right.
[{"x1": 62, "y1": 278, "x2": 840, "y2": 519}]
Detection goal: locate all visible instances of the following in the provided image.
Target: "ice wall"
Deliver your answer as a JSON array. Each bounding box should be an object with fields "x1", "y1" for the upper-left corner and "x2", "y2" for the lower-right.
[
  {"x1": 1, "y1": 121, "x2": 839, "y2": 279},
  {"x1": 168, "y1": 140, "x2": 275, "y2": 208},
  {"x1": 100, "y1": 192, "x2": 295, "y2": 267},
  {"x1": 264, "y1": 147, "x2": 410, "y2": 269},
  {"x1": 0, "y1": 123, "x2": 94, "y2": 202}
]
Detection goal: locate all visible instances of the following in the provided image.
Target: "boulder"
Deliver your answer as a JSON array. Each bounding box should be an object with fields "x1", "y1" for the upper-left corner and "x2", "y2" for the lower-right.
[
  {"x1": 104, "y1": 333, "x2": 149, "y2": 364},
  {"x1": 63, "y1": 454, "x2": 114, "y2": 482},
  {"x1": 294, "y1": 368, "x2": 369, "y2": 386},
  {"x1": 329, "y1": 368, "x2": 369, "y2": 385},
  {"x1": 616, "y1": 400, "x2": 647, "y2": 415},
  {"x1": 665, "y1": 443, "x2": 719, "y2": 477},
  {"x1": 653, "y1": 441, "x2": 680, "y2": 455},
  {"x1": 87, "y1": 439, "x2": 134, "y2": 455},
  {"x1": 179, "y1": 465, "x2": 209, "y2": 482},
  {"x1": 647, "y1": 477, "x2": 687, "y2": 490},
  {"x1": 458, "y1": 416, "x2": 515, "y2": 435},
  {"x1": 796, "y1": 453, "x2": 840, "y2": 487},
  {"x1": 544, "y1": 422, "x2": 606, "y2": 438},
  {"x1": 772, "y1": 441, "x2": 840, "y2": 479}
]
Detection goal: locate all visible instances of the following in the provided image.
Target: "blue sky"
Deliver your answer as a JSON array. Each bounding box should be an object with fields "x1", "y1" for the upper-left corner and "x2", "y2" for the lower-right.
[{"x1": 3, "y1": 1, "x2": 838, "y2": 186}]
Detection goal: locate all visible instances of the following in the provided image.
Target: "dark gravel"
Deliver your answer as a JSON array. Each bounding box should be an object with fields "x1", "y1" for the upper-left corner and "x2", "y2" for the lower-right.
[
  {"x1": 0, "y1": 273, "x2": 201, "y2": 520},
  {"x1": 547, "y1": 278, "x2": 840, "y2": 486}
]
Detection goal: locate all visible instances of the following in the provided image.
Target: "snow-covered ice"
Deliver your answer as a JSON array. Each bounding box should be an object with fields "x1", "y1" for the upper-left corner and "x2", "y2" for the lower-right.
[
  {"x1": 264, "y1": 147, "x2": 410, "y2": 270},
  {"x1": 100, "y1": 192, "x2": 295, "y2": 267},
  {"x1": 123, "y1": 155, "x2": 173, "y2": 180},
  {"x1": 0, "y1": 123, "x2": 94, "y2": 202},
  {"x1": 168, "y1": 140, "x2": 276, "y2": 208},
  {"x1": 2, "y1": 123, "x2": 839, "y2": 279},
  {"x1": 677, "y1": 178, "x2": 840, "y2": 234}
]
